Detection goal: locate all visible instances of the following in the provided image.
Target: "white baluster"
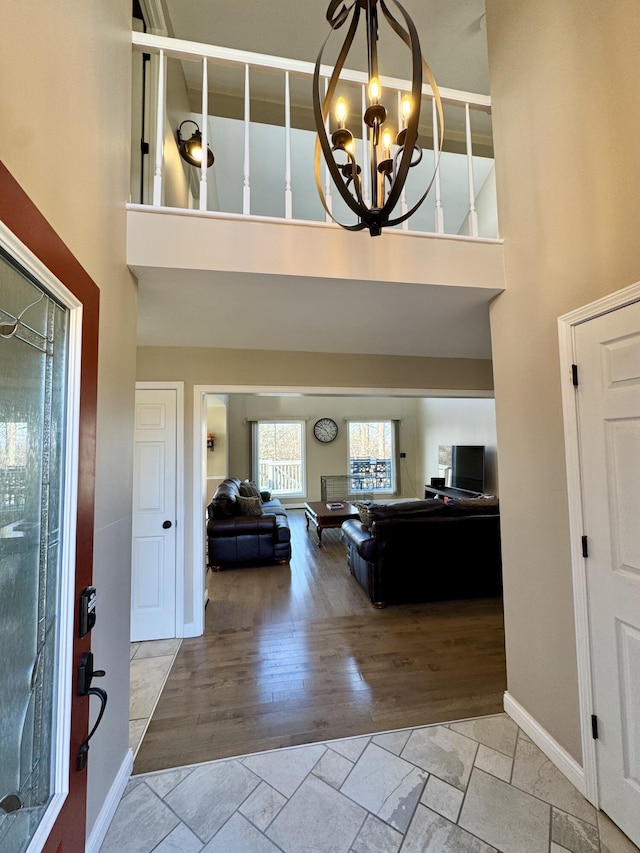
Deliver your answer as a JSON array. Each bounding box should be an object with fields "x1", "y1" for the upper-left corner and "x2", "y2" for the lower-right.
[
  {"x1": 398, "y1": 90, "x2": 408, "y2": 230},
  {"x1": 284, "y1": 71, "x2": 292, "y2": 219},
  {"x1": 152, "y1": 49, "x2": 166, "y2": 207},
  {"x1": 199, "y1": 58, "x2": 209, "y2": 211},
  {"x1": 243, "y1": 63, "x2": 251, "y2": 215},
  {"x1": 432, "y1": 96, "x2": 444, "y2": 234},
  {"x1": 324, "y1": 77, "x2": 332, "y2": 220},
  {"x1": 465, "y1": 102, "x2": 478, "y2": 237}
]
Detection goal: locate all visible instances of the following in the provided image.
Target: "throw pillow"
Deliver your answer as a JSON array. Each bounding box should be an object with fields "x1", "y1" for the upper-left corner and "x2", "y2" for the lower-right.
[
  {"x1": 260, "y1": 490, "x2": 272, "y2": 502},
  {"x1": 240, "y1": 480, "x2": 262, "y2": 500},
  {"x1": 354, "y1": 500, "x2": 375, "y2": 529},
  {"x1": 363, "y1": 499, "x2": 448, "y2": 527},
  {"x1": 237, "y1": 495, "x2": 264, "y2": 516},
  {"x1": 447, "y1": 497, "x2": 499, "y2": 515}
]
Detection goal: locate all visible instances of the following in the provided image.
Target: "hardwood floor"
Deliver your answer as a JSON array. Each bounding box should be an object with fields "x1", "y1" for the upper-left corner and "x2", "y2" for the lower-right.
[{"x1": 133, "y1": 509, "x2": 506, "y2": 774}]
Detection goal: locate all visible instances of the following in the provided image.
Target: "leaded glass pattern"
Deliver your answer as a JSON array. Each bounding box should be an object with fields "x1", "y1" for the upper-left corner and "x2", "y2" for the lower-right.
[{"x1": 0, "y1": 248, "x2": 68, "y2": 853}]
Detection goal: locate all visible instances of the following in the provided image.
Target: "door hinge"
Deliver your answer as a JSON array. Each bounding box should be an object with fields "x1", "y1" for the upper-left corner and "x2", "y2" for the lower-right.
[
  {"x1": 572, "y1": 364, "x2": 579, "y2": 386},
  {"x1": 140, "y1": 139, "x2": 149, "y2": 155},
  {"x1": 581, "y1": 535, "x2": 588, "y2": 558},
  {"x1": 591, "y1": 714, "x2": 599, "y2": 739}
]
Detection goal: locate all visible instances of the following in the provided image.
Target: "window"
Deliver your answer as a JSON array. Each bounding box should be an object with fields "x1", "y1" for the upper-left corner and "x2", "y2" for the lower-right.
[
  {"x1": 348, "y1": 420, "x2": 396, "y2": 494},
  {"x1": 252, "y1": 421, "x2": 305, "y2": 497},
  {"x1": 0, "y1": 421, "x2": 28, "y2": 511}
]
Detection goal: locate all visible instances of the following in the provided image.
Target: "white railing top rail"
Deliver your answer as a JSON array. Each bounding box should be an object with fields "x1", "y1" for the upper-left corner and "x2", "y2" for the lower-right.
[{"x1": 132, "y1": 31, "x2": 491, "y2": 111}]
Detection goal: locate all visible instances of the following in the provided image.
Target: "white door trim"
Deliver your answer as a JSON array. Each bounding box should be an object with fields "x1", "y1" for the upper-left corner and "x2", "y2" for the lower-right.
[
  {"x1": 193, "y1": 386, "x2": 211, "y2": 638},
  {"x1": 557, "y1": 279, "x2": 640, "y2": 808},
  {"x1": 135, "y1": 381, "x2": 185, "y2": 636}
]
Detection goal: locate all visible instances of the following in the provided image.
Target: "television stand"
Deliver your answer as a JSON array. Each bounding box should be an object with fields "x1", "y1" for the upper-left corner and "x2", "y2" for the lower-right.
[{"x1": 424, "y1": 485, "x2": 482, "y2": 500}]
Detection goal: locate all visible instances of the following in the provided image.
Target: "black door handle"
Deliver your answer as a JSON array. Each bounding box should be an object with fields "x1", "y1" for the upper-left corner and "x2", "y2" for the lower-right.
[
  {"x1": 162, "y1": 519, "x2": 172, "y2": 529},
  {"x1": 77, "y1": 687, "x2": 108, "y2": 771},
  {"x1": 76, "y1": 652, "x2": 108, "y2": 770}
]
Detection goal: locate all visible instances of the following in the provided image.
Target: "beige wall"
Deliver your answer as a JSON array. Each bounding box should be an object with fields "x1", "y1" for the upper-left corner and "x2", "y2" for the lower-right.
[
  {"x1": 416, "y1": 398, "x2": 498, "y2": 497},
  {"x1": 486, "y1": 0, "x2": 640, "y2": 762},
  {"x1": 206, "y1": 399, "x2": 228, "y2": 480},
  {"x1": 226, "y1": 394, "x2": 422, "y2": 504},
  {"x1": 137, "y1": 346, "x2": 494, "y2": 391},
  {"x1": 0, "y1": 0, "x2": 136, "y2": 835}
]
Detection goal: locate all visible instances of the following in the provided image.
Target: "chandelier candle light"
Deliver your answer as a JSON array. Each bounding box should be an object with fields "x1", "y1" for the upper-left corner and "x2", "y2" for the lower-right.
[{"x1": 313, "y1": 0, "x2": 444, "y2": 236}]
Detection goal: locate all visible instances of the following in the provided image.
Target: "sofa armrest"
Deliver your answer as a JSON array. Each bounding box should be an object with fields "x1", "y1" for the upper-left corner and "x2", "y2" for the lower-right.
[
  {"x1": 342, "y1": 518, "x2": 369, "y2": 546},
  {"x1": 341, "y1": 519, "x2": 377, "y2": 562},
  {"x1": 271, "y1": 512, "x2": 291, "y2": 543}
]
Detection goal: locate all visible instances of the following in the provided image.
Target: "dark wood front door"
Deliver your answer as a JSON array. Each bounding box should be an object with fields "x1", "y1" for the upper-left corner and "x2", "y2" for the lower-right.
[{"x1": 0, "y1": 162, "x2": 99, "y2": 851}]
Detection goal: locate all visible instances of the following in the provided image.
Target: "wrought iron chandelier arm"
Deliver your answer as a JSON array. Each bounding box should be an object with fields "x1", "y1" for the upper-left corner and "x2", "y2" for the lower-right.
[
  {"x1": 326, "y1": 0, "x2": 353, "y2": 30},
  {"x1": 383, "y1": 138, "x2": 444, "y2": 232},
  {"x1": 314, "y1": 2, "x2": 371, "y2": 225},
  {"x1": 373, "y1": 1, "x2": 422, "y2": 218},
  {"x1": 383, "y1": 50, "x2": 445, "y2": 228},
  {"x1": 383, "y1": 165, "x2": 440, "y2": 228},
  {"x1": 346, "y1": 150, "x2": 366, "y2": 207},
  {"x1": 313, "y1": 140, "x2": 367, "y2": 231},
  {"x1": 379, "y1": 0, "x2": 444, "y2": 160}
]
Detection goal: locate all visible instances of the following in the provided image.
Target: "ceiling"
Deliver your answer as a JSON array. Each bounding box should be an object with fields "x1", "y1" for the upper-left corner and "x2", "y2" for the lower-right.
[
  {"x1": 159, "y1": 0, "x2": 490, "y2": 95},
  {"x1": 136, "y1": 0, "x2": 497, "y2": 361},
  {"x1": 134, "y1": 269, "x2": 497, "y2": 358}
]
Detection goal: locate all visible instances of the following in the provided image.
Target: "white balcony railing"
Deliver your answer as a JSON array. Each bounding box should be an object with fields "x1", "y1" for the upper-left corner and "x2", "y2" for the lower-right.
[
  {"x1": 131, "y1": 32, "x2": 497, "y2": 239},
  {"x1": 259, "y1": 461, "x2": 303, "y2": 496}
]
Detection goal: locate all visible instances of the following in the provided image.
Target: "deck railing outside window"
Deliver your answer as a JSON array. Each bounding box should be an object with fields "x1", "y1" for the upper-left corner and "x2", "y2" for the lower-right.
[
  {"x1": 131, "y1": 32, "x2": 497, "y2": 239},
  {"x1": 350, "y1": 459, "x2": 393, "y2": 493},
  {"x1": 259, "y1": 461, "x2": 303, "y2": 495}
]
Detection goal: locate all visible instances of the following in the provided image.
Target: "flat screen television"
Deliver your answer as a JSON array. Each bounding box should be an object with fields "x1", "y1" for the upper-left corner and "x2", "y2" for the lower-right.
[{"x1": 438, "y1": 445, "x2": 485, "y2": 493}]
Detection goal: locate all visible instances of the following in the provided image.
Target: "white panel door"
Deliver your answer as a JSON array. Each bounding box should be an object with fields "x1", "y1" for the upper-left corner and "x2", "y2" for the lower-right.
[
  {"x1": 131, "y1": 388, "x2": 177, "y2": 641},
  {"x1": 575, "y1": 299, "x2": 640, "y2": 845}
]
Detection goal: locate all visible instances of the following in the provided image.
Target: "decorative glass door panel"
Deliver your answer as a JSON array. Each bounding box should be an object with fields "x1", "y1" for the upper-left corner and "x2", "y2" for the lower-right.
[{"x1": 0, "y1": 247, "x2": 69, "y2": 853}]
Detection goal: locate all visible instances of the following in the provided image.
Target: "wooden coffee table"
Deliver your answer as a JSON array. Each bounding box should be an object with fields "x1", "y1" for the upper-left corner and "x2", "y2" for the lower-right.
[{"x1": 304, "y1": 501, "x2": 359, "y2": 546}]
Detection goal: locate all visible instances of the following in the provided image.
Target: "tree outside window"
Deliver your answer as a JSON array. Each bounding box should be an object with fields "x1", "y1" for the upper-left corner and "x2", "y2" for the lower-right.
[{"x1": 255, "y1": 421, "x2": 305, "y2": 496}]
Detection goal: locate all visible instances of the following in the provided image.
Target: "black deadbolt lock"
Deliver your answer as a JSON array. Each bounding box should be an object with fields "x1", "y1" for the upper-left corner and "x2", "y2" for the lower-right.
[{"x1": 79, "y1": 587, "x2": 97, "y2": 637}]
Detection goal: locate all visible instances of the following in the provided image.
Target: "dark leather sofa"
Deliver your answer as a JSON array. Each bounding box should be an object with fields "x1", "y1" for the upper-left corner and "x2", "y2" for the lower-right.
[
  {"x1": 341, "y1": 498, "x2": 502, "y2": 608},
  {"x1": 206, "y1": 478, "x2": 291, "y2": 569}
]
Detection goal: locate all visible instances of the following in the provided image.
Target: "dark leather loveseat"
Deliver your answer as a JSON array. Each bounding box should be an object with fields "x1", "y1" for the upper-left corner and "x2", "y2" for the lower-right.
[
  {"x1": 341, "y1": 498, "x2": 501, "y2": 608},
  {"x1": 206, "y1": 478, "x2": 291, "y2": 569}
]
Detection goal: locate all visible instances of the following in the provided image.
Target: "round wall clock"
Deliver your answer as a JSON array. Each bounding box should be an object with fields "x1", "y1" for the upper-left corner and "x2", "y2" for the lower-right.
[{"x1": 313, "y1": 418, "x2": 338, "y2": 443}]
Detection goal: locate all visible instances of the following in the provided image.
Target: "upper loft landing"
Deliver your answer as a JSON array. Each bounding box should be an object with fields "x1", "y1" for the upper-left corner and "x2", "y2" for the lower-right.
[
  {"x1": 127, "y1": 31, "x2": 504, "y2": 358},
  {"x1": 128, "y1": 33, "x2": 501, "y2": 239}
]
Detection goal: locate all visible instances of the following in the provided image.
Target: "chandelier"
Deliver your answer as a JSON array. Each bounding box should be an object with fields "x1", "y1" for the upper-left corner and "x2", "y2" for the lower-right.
[{"x1": 313, "y1": 0, "x2": 443, "y2": 237}]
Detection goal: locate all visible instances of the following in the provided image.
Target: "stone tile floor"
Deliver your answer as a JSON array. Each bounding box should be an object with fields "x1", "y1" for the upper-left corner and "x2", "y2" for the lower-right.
[
  {"x1": 101, "y1": 713, "x2": 639, "y2": 852},
  {"x1": 129, "y1": 639, "x2": 182, "y2": 757}
]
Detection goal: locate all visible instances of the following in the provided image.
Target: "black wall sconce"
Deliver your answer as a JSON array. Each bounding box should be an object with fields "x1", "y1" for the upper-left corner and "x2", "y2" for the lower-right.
[{"x1": 177, "y1": 120, "x2": 214, "y2": 168}]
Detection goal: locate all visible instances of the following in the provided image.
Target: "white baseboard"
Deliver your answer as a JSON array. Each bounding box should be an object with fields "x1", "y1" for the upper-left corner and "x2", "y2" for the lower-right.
[
  {"x1": 503, "y1": 691, "x2": 586, "y2": 796},
  {"x1": 86, "y1": 748, "x2": 134, "y2": 853}
]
